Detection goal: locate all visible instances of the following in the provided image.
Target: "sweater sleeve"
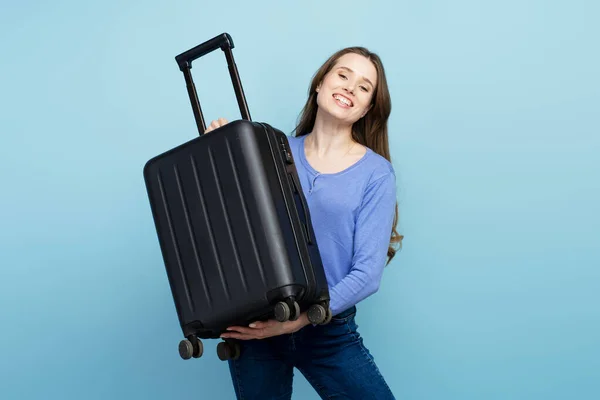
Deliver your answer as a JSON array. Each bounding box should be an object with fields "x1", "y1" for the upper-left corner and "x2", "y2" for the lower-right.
[{"x1": 327, "y1": 171, "x2": 397, "y2": 316}]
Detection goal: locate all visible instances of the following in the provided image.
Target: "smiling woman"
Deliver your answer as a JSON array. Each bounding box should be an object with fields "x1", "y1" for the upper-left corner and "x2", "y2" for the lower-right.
[{"x1": 205, "y1": 46, "x2": 401, "y2": 400}]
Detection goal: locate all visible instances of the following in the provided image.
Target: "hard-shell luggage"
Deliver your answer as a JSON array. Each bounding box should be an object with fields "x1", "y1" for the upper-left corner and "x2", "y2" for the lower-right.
[{"x1": 143, "y1": 33, "x2": 332, "y2": 361}]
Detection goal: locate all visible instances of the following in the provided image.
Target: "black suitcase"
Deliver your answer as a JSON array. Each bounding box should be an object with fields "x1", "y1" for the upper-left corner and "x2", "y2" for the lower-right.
[{"x1": 143, "y1": 33, "x2": 332, "y2": 361}]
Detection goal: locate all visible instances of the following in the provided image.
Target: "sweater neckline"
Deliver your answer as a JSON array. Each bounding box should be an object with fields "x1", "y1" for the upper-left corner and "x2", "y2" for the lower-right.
[{"x1": 298, "y1": 134, "x2": 371, "y2": 177}]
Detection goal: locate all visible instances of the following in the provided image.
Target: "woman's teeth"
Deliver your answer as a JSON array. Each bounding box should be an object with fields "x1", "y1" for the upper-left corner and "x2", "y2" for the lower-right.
[{"x1": 333, "y1": 94, "x2": 352, "y2": 107}]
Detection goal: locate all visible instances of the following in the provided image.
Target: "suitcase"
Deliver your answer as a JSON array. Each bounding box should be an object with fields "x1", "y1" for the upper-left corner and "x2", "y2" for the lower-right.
[{"x1": 143, "y1": 33, "x2": 332, "y2": 361}]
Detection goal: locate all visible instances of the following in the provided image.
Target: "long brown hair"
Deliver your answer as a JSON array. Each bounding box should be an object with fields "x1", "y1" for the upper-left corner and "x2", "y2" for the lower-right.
[{"x1": 293, "y1": 47, "x2": 403, "y2": 264}]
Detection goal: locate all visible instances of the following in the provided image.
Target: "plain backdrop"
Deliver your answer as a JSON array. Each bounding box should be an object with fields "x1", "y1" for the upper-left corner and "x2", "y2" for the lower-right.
[{"x1": 1, "y1": 0, "x2": 598, "y2": 399}]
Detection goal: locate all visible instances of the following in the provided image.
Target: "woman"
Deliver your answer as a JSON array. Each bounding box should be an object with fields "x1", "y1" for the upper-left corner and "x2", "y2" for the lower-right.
[{"x1": 205, "y1": 46, "x2": 402, "y2": 399}]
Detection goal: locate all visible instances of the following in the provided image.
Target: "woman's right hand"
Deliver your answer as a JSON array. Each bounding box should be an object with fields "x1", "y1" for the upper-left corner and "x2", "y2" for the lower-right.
[{"x1": 204, "y1": 117, "x2": 229, "y2": 133}]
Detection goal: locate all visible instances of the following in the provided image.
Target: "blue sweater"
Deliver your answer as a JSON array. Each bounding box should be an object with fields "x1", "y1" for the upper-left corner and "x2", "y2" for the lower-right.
[{"x1": 287, "y1": 134, "x2": 398, "y2": 316}]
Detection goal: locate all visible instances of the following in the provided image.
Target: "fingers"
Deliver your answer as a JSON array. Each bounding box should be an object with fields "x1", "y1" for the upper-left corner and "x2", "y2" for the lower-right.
[
  {"x1": 248, "y1": 321, "x2": 268, "y2": 329},
  {"x1": 221, "y1": 326, "x2": 260, "y2": 340},
  {"x1": 225, "y1": 326, "x2": 256, "y2": 335},
  {"x1": 204, "y1": 117, "x2": 229, "y2": 133},
  {"x1": 220, "y1": 318, "x2": 285, "y2": 340},
  {"x1": 204, "y1": 120, "x2": 219, "y2": 134},
  {"x1": 220, "y1": 332, "x2": 257, "y2": 340},
  {"x1": 221, "y1": 321, "x2": 269, "y2": 340}
]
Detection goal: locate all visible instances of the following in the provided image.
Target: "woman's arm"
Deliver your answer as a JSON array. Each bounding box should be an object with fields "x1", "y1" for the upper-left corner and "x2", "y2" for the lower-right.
[{"x1": 328, "y1": 172, "x2": 398, "y2": 316}]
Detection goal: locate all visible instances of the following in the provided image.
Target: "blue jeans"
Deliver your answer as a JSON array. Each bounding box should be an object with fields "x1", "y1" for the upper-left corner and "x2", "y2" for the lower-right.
[{"x1": 227, "y1": 306, "x2": 395, "y2": 399}]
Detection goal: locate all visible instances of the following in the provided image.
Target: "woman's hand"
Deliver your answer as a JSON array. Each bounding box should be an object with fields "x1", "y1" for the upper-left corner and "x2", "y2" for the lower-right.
[
  {"x1": 204, "y1": 117, "x2": 229, "y2": 133},
  {"x1": 221, "y1": 312, "x2": 311, "y2": 341}
]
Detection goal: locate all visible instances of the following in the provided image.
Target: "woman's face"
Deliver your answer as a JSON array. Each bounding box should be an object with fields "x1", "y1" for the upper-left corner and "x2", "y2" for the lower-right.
[{"x1": 316, "y1": 52, "x2": 378, "y2": 125}]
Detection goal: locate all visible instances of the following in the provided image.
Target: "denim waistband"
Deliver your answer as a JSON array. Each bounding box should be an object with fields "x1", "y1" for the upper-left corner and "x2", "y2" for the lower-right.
[{"x1": 333, "y1": 305, "x2": 356, "y2": 319}]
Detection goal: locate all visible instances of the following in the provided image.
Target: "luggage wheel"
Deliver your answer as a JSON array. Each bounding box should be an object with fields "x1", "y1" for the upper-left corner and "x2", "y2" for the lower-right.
[
  {"x1": 179, "y1": 336, "x2": 203, "y2": 360},
  {"x1": 274, "y1": 297, "x2": 301, "y2": 322},
  {"x1": 217, "y1": 339, "x2": 241, "y2": 361},
  {"x1": 308, "y1": 302, "x2": 332, "y2": 325}
]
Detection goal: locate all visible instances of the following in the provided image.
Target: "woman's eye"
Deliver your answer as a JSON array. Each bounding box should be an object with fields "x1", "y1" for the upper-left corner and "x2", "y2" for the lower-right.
[
  {"x1": 338, "y1": 74, "x2": 347, "y2": 79},
  {"x1": 360, "y1": 86, "x2": 369, "y2": 92}
]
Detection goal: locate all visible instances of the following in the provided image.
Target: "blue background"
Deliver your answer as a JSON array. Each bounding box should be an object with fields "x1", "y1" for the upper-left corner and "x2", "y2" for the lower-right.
[{"x1": 1, "y1": 0, "x2": 598, "y2": 399}]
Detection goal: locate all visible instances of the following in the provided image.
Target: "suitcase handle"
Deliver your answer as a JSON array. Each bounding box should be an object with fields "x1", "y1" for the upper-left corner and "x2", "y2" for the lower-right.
[
  {"x1": 175, "y1": 33, "x2": 233, "y2": 68},
  {"x1": 174, "y1": 33, "x2": 251, "y2": 135}
]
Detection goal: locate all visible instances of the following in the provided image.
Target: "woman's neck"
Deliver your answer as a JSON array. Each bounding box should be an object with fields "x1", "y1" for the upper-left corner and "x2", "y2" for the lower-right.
[{"x1": 306, "y1": 111, "x2": 355, "y2": 157}]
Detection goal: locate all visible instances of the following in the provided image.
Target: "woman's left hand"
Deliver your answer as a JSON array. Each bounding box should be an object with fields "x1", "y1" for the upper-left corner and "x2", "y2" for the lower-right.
[{"x1": 221, "y1": 312, "x2": 310, "y2": 340}]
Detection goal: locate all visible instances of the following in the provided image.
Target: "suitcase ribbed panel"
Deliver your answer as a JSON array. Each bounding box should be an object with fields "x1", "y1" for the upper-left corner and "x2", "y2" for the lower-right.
[
  {"x1": 174, "y1": 163, "x2": 213, "y2": 309},
  {"x1": 188, "y1": 155, "x2": 217, "y2": 309},
  {"x1": 222, "y1": 138, "x2": 267, "y2": 288},
  {"x1": 188, "y1": 150, "x2": 231, "y2": 304},
  {"x1": 206, "y1": 145, "x2": 242, "y2": 297},
  {"x1": 186, "y1": 133, "x2": 270, "y2": 316},
  {"x1": 156, "y1": 169, "x2": 198, "y2": 313}
]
